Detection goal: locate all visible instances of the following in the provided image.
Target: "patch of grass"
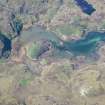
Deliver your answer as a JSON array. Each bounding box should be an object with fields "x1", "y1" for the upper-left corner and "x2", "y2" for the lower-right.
[
  {"x1": 55, "y1": 24, "x2": 82, "y2": 36},
  {"x1": 19, "y1": 79, "x2": 30, "y2": 86},
  {"x1": 27, "y1": 42, "x2": 40, "y2": 59}
]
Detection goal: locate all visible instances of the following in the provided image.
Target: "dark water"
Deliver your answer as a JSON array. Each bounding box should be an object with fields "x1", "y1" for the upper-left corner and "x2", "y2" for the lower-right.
[
  {"x1": 10, "y1": 18, "x2": 23, "y2": 37},
  {"x1": 0, "y1": 33, "x2": 11, "y2": 58},
  {"x1": 75, "y1": 0, "x2": 96, "y2": 15},
  {"x1": 57, "y1": 31, "x2": 105, "y2": 56}
]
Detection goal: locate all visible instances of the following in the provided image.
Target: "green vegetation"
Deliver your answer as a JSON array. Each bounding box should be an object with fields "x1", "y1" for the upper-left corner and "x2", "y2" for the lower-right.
[
  {"x1": 46, "y1": 8, "x2": 58, "y2": 21},
  {"x1": 55, "y1": 24, "x2": 82, "y2": 37},
  {"x1": 26, "y1": 42, "x2": 40, "y2": 59},
  {"x1": 0, "y1": 59, "x2": 6, "y2": 63},
  {"x1": 19, "y1": 79, "x2": 30, "y2": 86}
]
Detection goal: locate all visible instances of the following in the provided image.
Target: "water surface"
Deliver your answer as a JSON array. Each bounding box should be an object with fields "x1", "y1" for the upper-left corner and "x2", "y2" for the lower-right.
[
  {"x1": 21, "y1": 26, "x2": 105, "y2": 57},
  {"x1": 57, "y1": 31, "x2": 105, "y2": 56},
  {"x1": 75, "y1": 0, "x2": 96, "y2": 15},
  {"x1": 0, "y1": 32, "x2": 11, "y2": 58},
  {"x1": 21, "y1": 25, "x2": 61, "y2": 45}
]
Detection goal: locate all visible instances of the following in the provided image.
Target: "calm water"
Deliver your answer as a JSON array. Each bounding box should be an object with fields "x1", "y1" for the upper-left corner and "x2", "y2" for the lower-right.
[
  {"x1": 75, "y1": 0, "x2": 96, "y2": 15},
  {"x1": 57, "y1": 31, "x2": 105, "y2": 56},
  {"x1": 21, "y1": 25, "x2": 61, "y2": 45},
  {"x1": 0, "y1": 33, "x2": 11, "y2": 58},
  {"x1": 21, "y1": 25, "x2": 105, "y2": 56}
]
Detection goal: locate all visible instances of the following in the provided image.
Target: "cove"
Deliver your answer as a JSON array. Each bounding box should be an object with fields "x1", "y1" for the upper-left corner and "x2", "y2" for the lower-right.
[{"x1": 56, "y1": 31, "x2": 105, "y2": 56}]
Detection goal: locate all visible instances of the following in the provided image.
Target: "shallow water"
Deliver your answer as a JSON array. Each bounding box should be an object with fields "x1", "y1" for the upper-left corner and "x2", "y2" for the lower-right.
[
  {"x1": 57, "y1": 31, "x2": 105, "y2": 56},
  {"x1": 21, "y1": 25, "x2": 61, "y2": 45},
  {"x1": 21, "y1": 25, "x2": 105, "y2": 57}
]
